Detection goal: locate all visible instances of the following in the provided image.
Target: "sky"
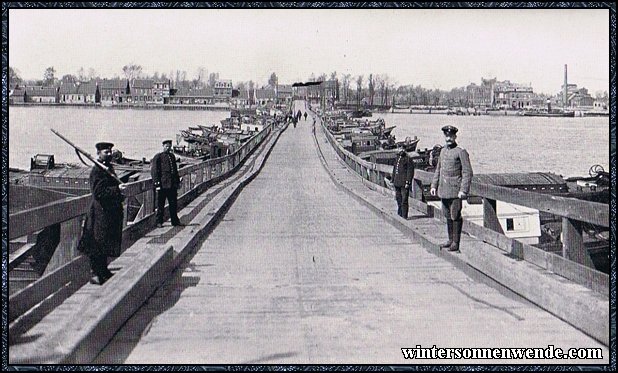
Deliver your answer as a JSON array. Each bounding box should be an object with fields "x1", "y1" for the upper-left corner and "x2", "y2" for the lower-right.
[{"x1": 8, "y1": 8, "x2": 610, "y2": 95}]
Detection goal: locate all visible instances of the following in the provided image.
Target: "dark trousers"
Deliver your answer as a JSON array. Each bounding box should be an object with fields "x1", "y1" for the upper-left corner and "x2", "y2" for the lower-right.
[
  {"x1": 89, "y1": 253, "x2": 109, "y2": 278},
  {"x1": 157, "y1": 188, "x2": 180, "y2": 225},
  {"x1": 442, "y1": 198, "x2": 463, "y2": 245},
  {"x1": 395, "y1": 186, "x2": 410, "y2": 219},
  {"x1": 441, "y1": 198, "x2": 462, "y2": 220}
]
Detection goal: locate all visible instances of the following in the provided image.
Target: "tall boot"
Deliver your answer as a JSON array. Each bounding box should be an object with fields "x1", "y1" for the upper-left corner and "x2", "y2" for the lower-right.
[
  {"x1": 440, "y1": 219, "x2": 453, "y2": 248},
  {"x1": 449, "y1": 219, "x2": 463, "y2": 251}
]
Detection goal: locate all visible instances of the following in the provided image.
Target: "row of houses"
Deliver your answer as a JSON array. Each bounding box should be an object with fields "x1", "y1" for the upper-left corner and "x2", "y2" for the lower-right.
[
  {"x1": 8, "y1": 78, "x2": 234, "y2": 106},
  {"x1": 8, "y1": 78, "x2": 311, "y2": 109}
]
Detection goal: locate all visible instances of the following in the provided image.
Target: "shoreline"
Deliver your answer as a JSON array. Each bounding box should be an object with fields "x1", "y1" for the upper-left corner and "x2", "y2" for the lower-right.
[{"x1": 8, "y1": 102, "x2": 233, "y2": 111}]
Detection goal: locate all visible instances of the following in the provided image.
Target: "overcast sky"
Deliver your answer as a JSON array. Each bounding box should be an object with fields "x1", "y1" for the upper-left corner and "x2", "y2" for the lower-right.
[{"x1": 8, "y1": 8, "x2": 610, "y2": 95}]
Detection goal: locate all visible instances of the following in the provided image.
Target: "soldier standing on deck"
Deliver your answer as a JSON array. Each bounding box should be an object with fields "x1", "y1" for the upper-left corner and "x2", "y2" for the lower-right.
[
  {"x1": 430, "y1": 125, "x2": 473, "y2": 252},
  {"x1": 391, "y1": 149, "x2": 415, "y2": 219},
  {"x1": 151, "y1": 140, "x2": 182, "y2": 227},
  {"x1": 77, "y1": 142, "x2": 126, "y2": 285}
]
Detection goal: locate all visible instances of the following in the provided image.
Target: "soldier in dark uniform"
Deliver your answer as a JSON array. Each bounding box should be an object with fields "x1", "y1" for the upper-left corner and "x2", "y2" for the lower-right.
[
  {"x1": 391, "y1": 149, "x2": 415, "y2": 219},
  {"x1": 151, "y1": 140, "x2": 182, "y2": 227},
  {"x1": 430, "y1": 125, "x2": 473, "y2": 252},
  {"x1": 78, "y1": 142, "x2": 126, "y2": 285}
]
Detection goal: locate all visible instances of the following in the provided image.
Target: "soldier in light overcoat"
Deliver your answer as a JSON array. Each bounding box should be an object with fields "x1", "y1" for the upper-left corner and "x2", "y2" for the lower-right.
[{"x1": 430, "y1": 125, "x2": 473, "y2": 251}]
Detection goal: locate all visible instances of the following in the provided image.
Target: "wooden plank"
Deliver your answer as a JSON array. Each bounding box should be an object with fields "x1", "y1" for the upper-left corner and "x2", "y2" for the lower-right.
[
  {"x1": 9, "y1": 195, "x2": 91, "y2": 240},
  {"x1": 548, "y1": 252, "x2": 609, "y2": 294},
  {"x1": 408, "y1": 198, "x2": 432, "y2": 217},
  {"x1": 462, "y1": 220, "x2": 607, "y2": 295},
  {"x1": 463, "y1": 220, "x2": 514, "y2": 254},
  {"x1": 519, "y1": 242, "x2": 550, "y2": 269},
  {"x1": 62, "y1": 247, "x2": 173, "y2": 364},
  {"x1": 473, "y1": 183, "x2": 608, "y2": 227},
  {"x1": 8, "y1": 243, "x2": 37, "y2": 272},
  {"x1": 9, "y1": 255, "x2": 90, "y2": 322}
]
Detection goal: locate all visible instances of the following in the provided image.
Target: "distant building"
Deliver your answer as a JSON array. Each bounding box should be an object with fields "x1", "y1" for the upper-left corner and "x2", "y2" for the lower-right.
[
  {"x1": 493, "y1": 80, "x2": 533, "y2": 109},
  {"x1": 275, "y1": 84, "x2": 293, "y2": 107},
  {"x1": 466, "y1": 78, "x2": 495, "y2": 108},
  {"x1": 131, "y1": 79, "x2": 155, "y2": 104},
  {"x1": 99, "y1": 79, "x2": 130, "y2": 105},
  {"x1": 255, "y1": 87, "x2": 276, "y2": 106},
  {"x1": 9, "y1": 87, "x2": 27, "y2": 104},
  {"x1": 58, "y1": 81, "x2": 100, "y2": 104},
  {"x1": 231, "y1": 88, "x2": 251, "y2": 108},
  {"x1": 153, "y1": 80, "x2": 171, "y2": 104},
  {"x1": 560, "y1": 84, "x2": 594, "y2": 109},
  {"x1": 169, "y1": 87, "x2": 214, "y2": 105},
  {"x1": 593, "y1": 98, "x2": 608, "y2": 111},
  {"x1": 28, "y1": 86, "x2": 58, "y2": 103},
  {"x1": 214, "y1": 79, "x2": 233, "y2": 104}
]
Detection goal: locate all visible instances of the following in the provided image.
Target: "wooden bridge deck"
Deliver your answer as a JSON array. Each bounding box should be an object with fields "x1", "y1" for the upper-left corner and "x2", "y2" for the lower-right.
[{"x1": 94, "y1": 102, "x2": 608, "y2": 364}]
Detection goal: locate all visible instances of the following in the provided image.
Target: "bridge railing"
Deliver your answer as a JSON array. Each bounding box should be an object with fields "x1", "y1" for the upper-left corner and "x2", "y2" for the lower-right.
[
  {"x1": 8, "y1": 121, "x2": 275, "y2": 322},
  {"x1": 319, "y1": 116, "x2": 609, "y2": 293}
]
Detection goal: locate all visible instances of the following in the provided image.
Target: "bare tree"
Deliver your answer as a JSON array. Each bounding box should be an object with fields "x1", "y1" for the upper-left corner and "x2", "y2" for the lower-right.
[
  {"x1": 356, "y1": 75, "x2": 363, "y2": 108},
  {"x1": 341, "y1": 73, "x2": 351, "y2": 106},
  {"x1": 9, "y1": 66, "x2": 22, "y2": 87},
  {"x1": 195, "y1": 67, "x2": 208, "y2": 87},
  {"x1": 330, "y1": 71, "x2": 337, "y2": 81},
  {"x1": 268, "y1": 72, "x2": 279, "y2": 87},
  {"x1": 248, "y1": 80, "x2": 255, "y2": 106},
  {"x1": 61, "y1": 74, "x2": 77, "y2": 84},
  {"x1": 122, "y1": 63, "x2": 143, "y2": 81},
  {"x1": 77, "y1": 67, "x2": 87, "y2": 82},
  {"x1": 88, "y1": 68, "x2": 98, "y2": 80},
  {"x1": 368, "y1": 74, "x2": 374, "y2": 107},
  {"x1": 208, "y1": 72, "x2": 220, "y2": 88},
  {"x1": 43, "y1": 66, "x2": 56, "y2": 86}
]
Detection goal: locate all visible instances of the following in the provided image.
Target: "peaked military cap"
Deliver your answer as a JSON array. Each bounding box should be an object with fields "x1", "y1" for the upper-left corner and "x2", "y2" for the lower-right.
[
  {"x1": 95, "y1": 142, "x2": 114, "y2": 151},
  {"x1": 162, "y1": 140, "x2": 173, "y2": 145},
  {"x1": 441, "y1": 125, "x2": 458, "y2": 135}
]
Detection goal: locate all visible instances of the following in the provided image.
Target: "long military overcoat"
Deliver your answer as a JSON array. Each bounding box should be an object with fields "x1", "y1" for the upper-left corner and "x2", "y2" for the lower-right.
[{"x1": 78, "y1": 164, "x2": 124, "y2": 257}]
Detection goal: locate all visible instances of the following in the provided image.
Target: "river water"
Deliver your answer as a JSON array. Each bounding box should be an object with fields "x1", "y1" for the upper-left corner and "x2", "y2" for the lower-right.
[
  {"x1": 9, "y1": 106, "x2": 609, "y2": 177},
  {"x1": 8, "y1": 106, "x2": 230, "y2": 170},
  {"x1": 379, "y1": 112, "x2": 609, "y2": 177}
]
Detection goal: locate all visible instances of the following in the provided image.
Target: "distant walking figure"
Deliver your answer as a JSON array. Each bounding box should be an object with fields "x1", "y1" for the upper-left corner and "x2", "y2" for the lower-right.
[
  {"x1": 303, "y1": 112, "x2": 308, "y2": 121},
  {"x1": 297, "y1": 109, "x2": 302, "y2": 121}
]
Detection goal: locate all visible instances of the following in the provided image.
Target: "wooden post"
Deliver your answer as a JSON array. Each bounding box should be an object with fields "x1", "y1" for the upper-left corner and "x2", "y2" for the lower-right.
[
  {"x1": 123, "y1": 200, "x2": 129, "y2": 227},
  {"x1": 45, "y1": 217, "x2": 82, "y2": 274},
  {"x1": 145, "y1": 189, "x2": 155, "y2": 216},
  {"x1": 483, "y1": 198, "x2": 504, "y2": 234},
  {"x1": 196, "y1": 167, "x2": 203, "y2": 185},
  {"x1": 562, "y1": 217, "x2": 594, "y2": 268},
  {"x1": 411, "y1": 179, "x2": 424, "y2": 201}
]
